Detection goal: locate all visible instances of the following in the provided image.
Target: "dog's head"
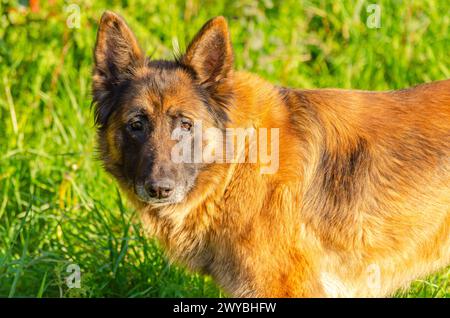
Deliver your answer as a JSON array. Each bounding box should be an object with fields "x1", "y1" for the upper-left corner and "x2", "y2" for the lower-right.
[{"x1": 93, "y1": 12, "x2": 233, "y2": 205}]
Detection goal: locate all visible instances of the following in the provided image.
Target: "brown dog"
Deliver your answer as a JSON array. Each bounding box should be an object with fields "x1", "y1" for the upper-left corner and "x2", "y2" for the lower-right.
[{"x1": 92, "y1": 11, "x2": 450, "y2": 297}]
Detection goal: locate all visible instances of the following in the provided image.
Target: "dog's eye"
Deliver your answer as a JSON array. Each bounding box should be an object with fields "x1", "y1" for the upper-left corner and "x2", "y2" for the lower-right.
[
  {"x1": 130, "y1": 120, "x2": 143, "y2": 131},
  {"x1": 180, "y1": 120, "x2": 192, "y2": 131}
]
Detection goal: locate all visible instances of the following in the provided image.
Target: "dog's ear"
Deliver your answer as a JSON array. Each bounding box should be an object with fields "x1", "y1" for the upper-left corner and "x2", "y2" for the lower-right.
[
  {"x1": 94, "y1": 11, "x2": 144, "y2": 82},
  {"x1": 93, "y1": 11, "x2": 144, "y2": 126},
  {"x1": 181, "y1": 16, "x2": 233, "y2": 85}
]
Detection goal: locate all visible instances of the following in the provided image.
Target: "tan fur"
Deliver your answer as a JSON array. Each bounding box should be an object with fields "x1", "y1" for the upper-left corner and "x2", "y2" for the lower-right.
[
  {"x1": 131, "y1": 74, "x2": 450, "y2": 297},
  {"x1": 93, "y1": 12, "x2": 450, "y2": 297}
]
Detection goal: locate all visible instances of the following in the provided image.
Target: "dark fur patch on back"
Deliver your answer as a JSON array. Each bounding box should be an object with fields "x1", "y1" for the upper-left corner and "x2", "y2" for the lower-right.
[
  {"x1": 307, "y1": 136, "x2": 371, "y2": 217},
  {"x1": 318, "y1": 137, "x2": 369, "y2": 209}
]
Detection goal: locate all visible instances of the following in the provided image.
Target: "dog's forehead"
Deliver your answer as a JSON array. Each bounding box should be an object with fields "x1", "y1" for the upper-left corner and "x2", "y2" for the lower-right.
[
  {"x1": 132, "y1": 63, "x2": 200, "y2": 112},
  {"x1": 137, "y1": 63, "x2": 191, "y2": 91}
]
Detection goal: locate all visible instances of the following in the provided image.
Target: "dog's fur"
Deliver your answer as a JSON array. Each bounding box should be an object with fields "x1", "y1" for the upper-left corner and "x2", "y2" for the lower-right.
[{"x1": 93, "y1": 11, "x2": 450, "y2": 297}]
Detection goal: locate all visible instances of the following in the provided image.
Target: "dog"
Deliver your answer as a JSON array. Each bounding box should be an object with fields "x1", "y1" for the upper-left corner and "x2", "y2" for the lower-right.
[{"x1": 92, "y1": 11, "x2": 450, "y2": 297}]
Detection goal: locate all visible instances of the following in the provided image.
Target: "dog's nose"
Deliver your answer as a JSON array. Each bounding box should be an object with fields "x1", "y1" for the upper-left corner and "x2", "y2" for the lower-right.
[{"x1": 145, "y1": 179, "x2": 175, "y2": 199}]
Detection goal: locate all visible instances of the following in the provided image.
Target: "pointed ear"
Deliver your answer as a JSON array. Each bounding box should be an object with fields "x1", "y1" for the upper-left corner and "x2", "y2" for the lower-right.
[
  {"x1": 94, "y1": 11, "x2": 144, "y2": 82},
  {"x1": 93, "y1": 11, "x2": 144, "y2": 126},
  {"x1": 181, "y1": 16, "x2": 233, "y2": 85}
]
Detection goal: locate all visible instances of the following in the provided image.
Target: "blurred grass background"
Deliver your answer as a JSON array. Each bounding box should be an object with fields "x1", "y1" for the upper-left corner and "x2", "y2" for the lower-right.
[{"x1": 0, "y1": 0, "x2": 449, "y2": 297}]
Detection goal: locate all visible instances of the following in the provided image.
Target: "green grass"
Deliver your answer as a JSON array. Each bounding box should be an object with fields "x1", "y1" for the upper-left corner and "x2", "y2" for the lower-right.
[{"x1": 0, "y1": 0, "x2": 448, "y2": 297}]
